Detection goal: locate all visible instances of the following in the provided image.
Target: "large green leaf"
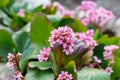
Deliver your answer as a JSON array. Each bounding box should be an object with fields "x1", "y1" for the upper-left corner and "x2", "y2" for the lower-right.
[
  {"x1": 28, "y1": 61, "x2": 51, "y2": 70},
  {"x1": 64, "y1": 61, "x2": 77, "y2": 80},
  {"x1": 12, "y1": 28, "x2": 36, "y2": 72},
  {"x1": 47, "y1": 15, "x2": 61, "y2": 28},
  {"x1": 59, "y1": 18, "x2": 87, "y2": 32},
  {"x1": 25, "y1": 68, "x2": 54, "y2": 80},
  {"x1": 0, "y1": 0, "x2": 9, "y2": 7},
  {"x1": 30, "y1": 13, "x2": 54, "y2": 49},
  {"x1": 0, "y1": 29, "x2": 16, "y2": 58},
  {"x1": 77, "y1": 68, "x2": 110, "y2": 80},
  {"x1": 111, "y1": 56, "x2": 120, "y2": 80}
]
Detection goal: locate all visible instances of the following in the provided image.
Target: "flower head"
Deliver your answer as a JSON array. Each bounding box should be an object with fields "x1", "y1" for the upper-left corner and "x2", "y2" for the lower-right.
[
  {"x1": 103, "y1": 45, "x2": 119, "y2": 60},
  {"x1": 16, "y1": 52, "x2": 22, "y2": 61},
  {"x1": 81, "y1": 18, "x2": 90, "y2": 26},
  {"x1": 77, "y1": 1, "x2": 96, "y2": 11},
  {"x1": 6, "y1": 62, "x2": 15, "y2": 70},
  {"x1": 49, "y1": 26, "x2": 74, "y2": 55},
  {"x1": 57, "y1": 71, "x2": 73, "y2": 80},
  {"x1": 105, "y1": 67, "x2": 113, "y2": 75},
  {"x1": 38, "y1": 47, "x2": 51, "y2": 62},
  {"x1": 76, "y1": 30, "x2": 97, "y2": 50},
  {"x1": 7, "y1": 53, "x2": 15, "y2": 62},
  {"x1": 93, "y1": 56, "x2": 102, "y2": 64},
  {"x1": 13, "y1": 71, "x2": 23, "y2": 80},
  {"x1": 17, "y1": 9, "x2": 25, "y2": 17}
]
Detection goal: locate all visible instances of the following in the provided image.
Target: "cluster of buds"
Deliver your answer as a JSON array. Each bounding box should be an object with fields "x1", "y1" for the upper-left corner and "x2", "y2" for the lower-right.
[
  {"x1": 57, "y1": 71, "x2": 73, "y2": 80},
  {"x1": 7, "y1": 52, "x2": 23, "y2": 80},
  {"x1": 76, "y1": 30, "x2": 97, "y2": 50},
  {"x1": 103, "y1": 45, "x2": 119, "y2": 75},
  {"x1": 17, "y1": 9, "x2": 25, "y2": 17},
  {"x1": 77, "y1": 1, "x2": 115, "y2": 27}
]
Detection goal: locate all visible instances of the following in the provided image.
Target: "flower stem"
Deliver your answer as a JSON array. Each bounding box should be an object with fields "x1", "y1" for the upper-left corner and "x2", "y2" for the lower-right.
[
  {"x1": 49, "y1": 56, "x2": 57, "y2": 77},
  {"x1": 58, "y1": 49, "x2": 63, "y2": 74},
  {"x1": 15, "y1": 58, "x2": 21, "y2": 71}
]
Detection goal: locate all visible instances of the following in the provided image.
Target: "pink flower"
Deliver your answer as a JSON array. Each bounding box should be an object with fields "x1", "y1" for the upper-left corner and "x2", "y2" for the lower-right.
[
  {"x1": 6, "y1": 62, "x2": 15, "y2": 70},
  {"x1": 81, "y1": 18, "x2": 90, "y2": 26},
  {"x1": 16, "y1": 52, "x2": 22, "y2": 60},
  {"x1": 97, "y1": 7, "x2": 115, "y2": 27},
  {"x1": 38, "y1": 47, "x2": 51, "y2": 62},
  {"x1": 57, "y1": 71, "x2": 73, "y2": 80},
  {"x1": 93, "y1": 56, "x2": 102, "y2": 64},
  {"x1": 49, "y1": 26, "x2": 74, "y2": 55},
  {"x1": 103, "y1": 45, "x2": 119, "y2": 60},
  {"x1": 7, "y1": 53, "x2": 15, "y2": 62},
  {"x1": 105, "y1": 67, "x2": 113, "y2": 75},
  {"x1": 86, "y1": 9, "x2": 99, "y2": 23},
  {"x1": 53, "y1": 1, "x2": 65, "y2": 12},
  {"x1": 77, "y1": 1, "x2": 96, "y2": 11},
  {"x1": 76, "y1": 30, "x2": 97, "y2": 50},
  {"x1": 13, "y1": 71, "x2": 23, "y2": 80},
  {"x1": 62, "y1": 10, "x2": 75, "y2": 18},
  {"x1": 17, "y1": 9, "x2": 25, "y2": 17}
]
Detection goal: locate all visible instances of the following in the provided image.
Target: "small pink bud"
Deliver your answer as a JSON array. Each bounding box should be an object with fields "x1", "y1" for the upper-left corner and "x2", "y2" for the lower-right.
[{"x1": 7, "y1": 53, "x2": 15, "y2": 62}]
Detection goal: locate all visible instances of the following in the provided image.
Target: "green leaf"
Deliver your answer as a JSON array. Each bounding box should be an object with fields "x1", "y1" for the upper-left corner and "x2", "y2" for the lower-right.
[
  {"x1": 30, "y1": 13, "x2": 54, "y2": 49},
  {"x1": 64, "y1": 61, "x2": 77, "y2": 80},
  {"x1": 0, "y1": 0, "x2": 9, "y2": 7},
  {"x1": 59, "y1": 18, "x2": 87, "y2": 32},
  {"x1": 47, "y1": 15, "x2": 62, "y2": 28},
  {"x1": 0, "y1": 29, "x2": 16, "y2": 58},
  {"x1": 77, "y1": 68, "x2": 110, "y2": 80},
  {"x1": 93, "y1": 29, "x2": 102, "y2": 40},
  {"x1": 33, "y1": 5, "x2": 43, "y2": 13},
  {"x1": 12, "y1": 28, "x2": 35, "y2": 72},
  {"x1": 25, "y1": 68, "x2": 54, "y2": 80},
  {"x1": 28, "y1": 61, "x2": 51, "y2": 70},
  {"x1": 111, "y1": 56, "x2": 120, "y2": 80},
  {"x1": 0, "y1": 25, "x2": 13, "y2": 34},
  {"x1": 80, "y1": 50, "x2": 93, "y2": 65},
  {"x1": 97, "y1": 35, "x2": 120, "y2": 45}
]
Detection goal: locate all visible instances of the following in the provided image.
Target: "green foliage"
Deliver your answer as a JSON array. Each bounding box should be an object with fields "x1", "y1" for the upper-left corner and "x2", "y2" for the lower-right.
[
  {"x1": 111, "y1": 56, "x2": 120, "y2": 80},
  {"x1": 25, "y1": 68, "x2": 54, "y2": 80},
  {"x1": 0, "y1": 0, "x2": 9, "y2": 7},
  {"x1": 64, "y1": 61, "x2": 77, "y2": 80},
  {"x1": 28, "y1": 61, "x2": 51, "y2": 70},
  {"x1": 0, "y1": 29, "x2": 16, "y2": 58},
  {"x1": 59, "y1": 17, "x2": 87, "y2": 32},
  {"x1": 30, "y1": 13, "x2": 54, "y2": 49},
  {"x1": 77, "y1": 68, "x2": 111, "y2": 80}
]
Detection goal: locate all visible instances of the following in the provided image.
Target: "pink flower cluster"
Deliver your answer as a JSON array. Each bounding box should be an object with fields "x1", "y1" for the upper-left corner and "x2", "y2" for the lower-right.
[
  {"x1": 103, "y1": 45, "x2": 119, "y2": 62},
  {"x1": 76, "y1": 29, "x2": 97, "y2": 50},
  {"x1": 7, "y1": 53, "x2": 23, "y2": 79},
  {"x1": 93, "y1": 56, "x2": 102, "y2": 64},
  {"x1": 105, "y1": 66, "x2": 113, "y2": 75},
  {"x1": 77, "y1": 1, "x2": 115, "y2": 27},
  {"x1": 53, "y1": 1, "x2": 75, "y2": 18},
  {"x1": 57, "y1": 71, "x2": 73, "y2": 80},
  {"x1": 38, "y1": 47, "x2": 51, "y2": 62},
  {"x1": 103, "y1": 45, "x2": 119, "y2": 75},
  {"x1": 13, "y1": 71, "x2": 23, "y2": 80},
  {"x1": 49, "y1": 26, "x2": 74, "y2": 55},
  {"x1": 77, "y1": 1, "x2": 96, "y2": 11},
  {"x1": 17, "y1": 9, "x2": 25, "y2": 17},
  {"x1": 7, "y1": 53, "x2": 15, "y2": 70}
]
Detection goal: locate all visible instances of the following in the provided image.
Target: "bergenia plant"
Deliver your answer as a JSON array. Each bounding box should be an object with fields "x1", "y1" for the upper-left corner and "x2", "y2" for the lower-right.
[
  {"x1": 6, "y1": 25, "x2": 119, "y2": 80},
  {"x1": 0, "y1": 0, "x2": 120, "y2": 80}
]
